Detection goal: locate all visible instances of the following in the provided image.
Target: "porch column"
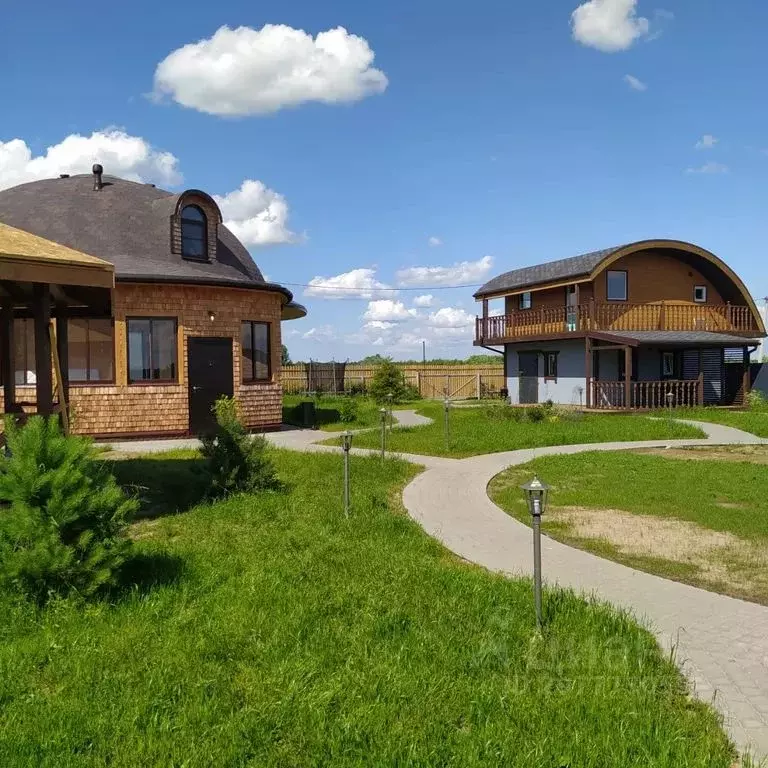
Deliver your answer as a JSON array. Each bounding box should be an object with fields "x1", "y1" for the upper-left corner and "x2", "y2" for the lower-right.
[
  {"x1": 743, "y1": 346, "x2": 751, "y2": 404},
  {"x1": 585, "y1": 336, "x2": 592, "y2": 409},
  {"x1": 624, "y1": 345, "x2": 632, "y2": 409},
  {"x1": 482, "y1": 298, "x2": 488, "y2": 342},
  {"x1": 0, "y1": 302, "x2": 15, "y2": 414},
  {"x1": 33, "y1": 283, "x2": 53, "y2": 416},
  {"x1": 55, "y1": 315, "x2": 69, "y2": 415}
]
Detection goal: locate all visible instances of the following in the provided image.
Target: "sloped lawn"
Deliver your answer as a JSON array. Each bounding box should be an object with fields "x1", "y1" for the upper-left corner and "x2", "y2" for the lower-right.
[
  {"x1": 664, "y1": 406, "x2": 768, "y2": 438},
  {"x1": 326, "y1": 403, "x2": 705, "y2": 457},
  {"x1": 0, "y1": 450, "x2": 732, "y2": 766}
]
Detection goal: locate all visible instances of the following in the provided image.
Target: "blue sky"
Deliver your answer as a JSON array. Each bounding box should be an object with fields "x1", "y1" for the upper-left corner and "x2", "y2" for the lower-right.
[{"x1": 2, "y1": 0, "x2": 767, "y2": 361}]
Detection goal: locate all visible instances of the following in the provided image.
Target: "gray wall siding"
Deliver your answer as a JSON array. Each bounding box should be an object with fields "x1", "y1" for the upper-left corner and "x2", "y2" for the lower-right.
[{"x1": 505, "y1": 340, "x2": 587, "y2": 406}]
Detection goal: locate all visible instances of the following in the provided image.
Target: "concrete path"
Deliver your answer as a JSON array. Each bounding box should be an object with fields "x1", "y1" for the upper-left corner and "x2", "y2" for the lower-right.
[{"x1": 105, "y1": 411, "x2": 768, "y2": 758}]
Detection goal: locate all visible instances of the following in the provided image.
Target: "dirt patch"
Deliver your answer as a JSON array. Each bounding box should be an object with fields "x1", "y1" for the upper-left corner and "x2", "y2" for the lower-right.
[
  {"x1": 633, "y1": 446, "x2": 768, "y2": 465},
  {"x1": 549, "y1": 506, "x2": 768, "y2": 599}
]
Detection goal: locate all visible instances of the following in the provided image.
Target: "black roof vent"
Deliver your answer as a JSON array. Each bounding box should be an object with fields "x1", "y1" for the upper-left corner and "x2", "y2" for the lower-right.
[
  {"x1": 59, "y1": 173, "x2": 70, "y2": 179},
  {"x1": 92, "y1": 163, "x2": 104, "y2": 191}
]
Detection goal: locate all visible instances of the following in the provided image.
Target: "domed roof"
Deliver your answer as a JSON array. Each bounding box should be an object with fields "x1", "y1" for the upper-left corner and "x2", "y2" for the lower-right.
[{"x1": 0, "y1": 173, "x2": 294, "y2": 302}]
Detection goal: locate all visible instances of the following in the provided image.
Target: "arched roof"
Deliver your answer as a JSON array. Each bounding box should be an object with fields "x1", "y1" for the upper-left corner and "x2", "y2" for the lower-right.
[
  {"x1": 0, "y1": 174, "x2": 303, "y2": 317},
  {"x1": 475, "y1": 238, "x2": 764, "y2": 333}
]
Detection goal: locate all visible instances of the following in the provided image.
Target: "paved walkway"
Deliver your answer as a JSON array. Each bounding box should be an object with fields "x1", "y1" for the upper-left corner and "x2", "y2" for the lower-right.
[{"x1": 106, "y1": 412, "x2": 768, "y2": 758}]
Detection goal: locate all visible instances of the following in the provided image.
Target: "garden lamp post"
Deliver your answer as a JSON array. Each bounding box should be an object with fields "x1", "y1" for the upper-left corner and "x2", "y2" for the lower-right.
[
  {"x1": 521, "y1": 475, "x2": 551, "y2": 630},
  {"x1": 379, "y1": 408, "x2": 388, "y2": 460},
  {"x1": 341, "y1": 431, "x2": 352, "y2": 517},
  {"x1": 666, "y1": 390, "x2": 675, "y2": 412},
  {"x1": 443, "y1": 398, "x2": 451, "y2": 449},
  {"x1": 387, "y1": 392, "x2": 394, "y2": 430}
]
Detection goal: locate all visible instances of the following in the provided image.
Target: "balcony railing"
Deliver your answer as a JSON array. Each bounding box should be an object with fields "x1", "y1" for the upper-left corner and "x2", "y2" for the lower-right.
[
  {"x1": 476, "y1": 301, "x2": 757, "y2": 343},
  {"x1": 591, "y1": 378, "x2": 703, "y2": 410}
]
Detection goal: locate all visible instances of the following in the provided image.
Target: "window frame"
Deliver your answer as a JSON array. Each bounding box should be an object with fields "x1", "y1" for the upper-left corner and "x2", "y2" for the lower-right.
[
  {"x1": 518, "y1": 292, "x2": 532, "y2": 311},
  {"x1": 693, "y1": 285, "x2": 707, "y2": 303},
  {"x1": 543, "y1": 351, "x2": 558, "y2": 381},
  {"x1": 126, "y1": 317, "x2": 179, "y2": 385},
  {"x1": 180, "y1": 204, "x2": 209, "y2": 262},
  {"x1": 661, "y1": 351, "x2": 677, "y2": 379},
  {"x1": 606, "y1": 270, "x2": 628, "y2": 302},
  {"x1": 241, "y1": 320, "x2": 272, "y2": 383},
  {"x1": 67, "y1": 317, "x2": 115, "y2": 386}
]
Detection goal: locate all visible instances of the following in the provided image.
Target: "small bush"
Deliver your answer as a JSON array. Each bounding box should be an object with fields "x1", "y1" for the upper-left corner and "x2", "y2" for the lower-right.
[
  {"x1": 0, "y1": 416, "x2": 136, "y2": 602},
  {"x1": 347, "y1": 382, "x2": 367, "y2": 396},
  {"x1": 339, "y1": 398, "x2": 359, "y2": 423},
  {"x1": 369, "y1": 360, "x2": 408, "y2": 404},
  {"x1": 482, "y1": 404, "x2": 526, "y2": 422},
  {"x1": 403, "y1": 383, "x2": 421, "y2": 401},
  {"x1": 201, "y1": 397, "x2": 280, "y2": 497},
  {"x1": 746, "y1": 390, "x2": 768, "y2": 412},
  {"x1": 526, "y1": 406, "x2": 546, "y2": 423}
]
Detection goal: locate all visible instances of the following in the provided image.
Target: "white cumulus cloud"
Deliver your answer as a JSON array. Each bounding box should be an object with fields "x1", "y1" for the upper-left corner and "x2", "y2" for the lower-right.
[
  {"x1": 152, "y1": 24, "x2": 388, "y2": 117},
  {"x1": 571, "y1": 0, "x2": 650, "y2": 52},
  {"x1": 413, "y1": 294, "x2": 434, "y2": 308},
  {"x1": 302, "y1": 325, "x2": 336, "y2": 341},
  {"x1": 363, "y1": 320, "x2": 396, "y2": 330},
  {"x1": 214, "y1": 179, "x2": 297, "y2": 247},
  {"x1": 428, "y1": 236, "x2": 442, "y2": 247},
  {"x1": 0, "y1": 129, "x2": 181, "y2": 191},
  {"x1": 686, "y1": 161, "x2": 729, "y2": 175},
  {"x1": 305, "y1": 268, "x2": 391, "y2": 300},
  {"x1": 624, "y1": 74, "x2": 647, "y2": 91},
  {"x1": 695, "y1": 134, "x2": 718, "y2": 150},
  {"x1": 396, "y1": 255, "x2": 493, "y2": 287},
  {"x1": 363, "y1": 300, "x2": 417, "y2": 323},
  {"x1": 427, "y1": 307, "x2": 475, "y2": 329}
]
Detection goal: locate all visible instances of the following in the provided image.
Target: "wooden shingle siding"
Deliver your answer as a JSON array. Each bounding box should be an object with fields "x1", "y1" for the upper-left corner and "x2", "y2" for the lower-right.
[{"x1": 1, "y1": 283, "x2": 285, "y2": 437}]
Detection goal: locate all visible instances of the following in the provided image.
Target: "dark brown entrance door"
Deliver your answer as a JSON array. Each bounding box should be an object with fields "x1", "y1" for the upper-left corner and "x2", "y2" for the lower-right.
[
  {"x1": 188, "y1": 337, "x2": 234, "y2": 435},
  {"x1": 518, "y1": 352, "x2": 539, "y2": 404}
]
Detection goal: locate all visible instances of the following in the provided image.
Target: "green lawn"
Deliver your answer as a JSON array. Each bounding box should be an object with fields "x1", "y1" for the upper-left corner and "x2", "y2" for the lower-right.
[
  {"x1": 490, "y1": 450, "x2": 768, "y2": 603},
  {"x1": 325, "y1": 403, "x2": 705, "y2": 457},
  {"x1": 0, "y1": 450, "x2": 732, "y2": 766},
  {"x1": 665, "y1": 406, "x2": 768, "y2": 438}
]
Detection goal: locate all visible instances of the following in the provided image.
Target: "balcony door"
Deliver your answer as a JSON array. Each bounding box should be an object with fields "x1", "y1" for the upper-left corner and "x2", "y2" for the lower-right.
[{"x1": 566, "y1": 285, "x2": 578, "y2": 331}]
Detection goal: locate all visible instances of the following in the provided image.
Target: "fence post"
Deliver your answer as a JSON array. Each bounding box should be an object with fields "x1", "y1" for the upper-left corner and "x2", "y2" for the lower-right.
[
  {"x1": 416, "y1": 371, "x2": 421, "y2": 397},
  {"x1": 476, "y1": 373, "x2": 481, "y2": 400}
]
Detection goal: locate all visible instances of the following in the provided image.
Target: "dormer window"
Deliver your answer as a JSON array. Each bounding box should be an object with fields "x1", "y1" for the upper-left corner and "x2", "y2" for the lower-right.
[{"x1": 181, "y1": 205, "x2": 207, "y2": 261}]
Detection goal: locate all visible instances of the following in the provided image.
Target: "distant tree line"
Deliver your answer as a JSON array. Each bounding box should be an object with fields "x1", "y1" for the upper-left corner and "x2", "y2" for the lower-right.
[{"x1": 283, "y1": 352, "x2": 501, "y2": 366}]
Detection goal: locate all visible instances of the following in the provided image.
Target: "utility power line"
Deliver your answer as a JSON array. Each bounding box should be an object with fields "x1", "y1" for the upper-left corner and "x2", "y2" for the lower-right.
[{"x1": 274, "y1": 281, "x2": 483, "y2": 292}]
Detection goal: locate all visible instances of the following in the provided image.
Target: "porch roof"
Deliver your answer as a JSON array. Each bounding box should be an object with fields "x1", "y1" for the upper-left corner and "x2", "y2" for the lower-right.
[
  {"x1": 0, "y1": 222, "x2": 114, "y2": 290},
  {"x1": 600, "y1": 330, "x2": 760, "y2": 347}
]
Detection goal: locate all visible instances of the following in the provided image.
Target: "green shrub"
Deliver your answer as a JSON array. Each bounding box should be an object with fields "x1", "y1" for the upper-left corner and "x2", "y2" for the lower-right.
[
  {"x1": 339, "y1": 398, "x2": 359, "y2": 423},
  {"x1": 201, "y1": 397, "x2": 280, "y2": 497},
  {"x1": 482, "y1": 404, "x2": 526, "y2": 422},
  {"x1": 0, "y1": 416, "x2": 136, "y2": 602},
  {"x1": 369, "y1": 359, "x2": 408, "y2": 403},
  {"x1": 403, "y1": 383, "x2": 422, "y2": 401},
  {"x1": 746, "y1": 389, "x2": 768, "y2": 412},
  {"x1": 526, "y1": 405, "x2": 546, "y2": 423}
]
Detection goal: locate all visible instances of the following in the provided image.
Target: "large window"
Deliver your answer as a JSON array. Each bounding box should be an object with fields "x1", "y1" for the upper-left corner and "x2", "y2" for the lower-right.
[
  {"x1": 13, "y1": 318, "x2": 35, "y2": 385},
  {"x1": 519, "y1": 292, "x2": 532, "y2": 310},
  {"x1": 606, "y1": 270, "x2": 628, "y2": 301},
  {"x1": 127, "y1": 318, "x2": 177, "y2": 383},
  {"x1": 180, "y1": 205, "x2": 208, "y2": 260},
  {"x1": 68, "y1": 319, "x2": 114, "y2": 383},
  {"x1": 544, "y1": 352, "x2": 558, "y2": 380},
  {"x1": 241, "y1": 321, "x2": 271, "y2": 382}
]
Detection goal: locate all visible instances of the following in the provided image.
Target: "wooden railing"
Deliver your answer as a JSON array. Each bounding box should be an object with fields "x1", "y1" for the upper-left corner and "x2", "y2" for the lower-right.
[
  {"x1": 476, "y1": 301, "x2": 757, "y2": 342},
  {"x1": 591, "y1": 378, "x2": 702, "y2": 410}
]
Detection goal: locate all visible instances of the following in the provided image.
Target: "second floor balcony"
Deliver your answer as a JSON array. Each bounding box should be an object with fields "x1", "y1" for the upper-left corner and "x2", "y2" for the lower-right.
[{"x1": 475, "y1": 300, "x2": 759, "y2": 344}]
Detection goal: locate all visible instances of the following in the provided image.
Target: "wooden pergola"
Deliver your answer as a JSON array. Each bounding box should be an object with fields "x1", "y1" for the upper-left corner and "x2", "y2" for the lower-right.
[{"x1": 0, "y1": 223, "x2": 114, "y2": 426}]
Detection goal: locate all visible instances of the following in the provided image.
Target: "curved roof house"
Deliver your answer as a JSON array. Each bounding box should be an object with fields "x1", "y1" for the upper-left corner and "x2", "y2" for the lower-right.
[
  {"x1": 474, "y1": 239, "x2": 765, "y2": 409},
  {"x1": 0, "y1": 167, "x2": 306, "y2": 437}
]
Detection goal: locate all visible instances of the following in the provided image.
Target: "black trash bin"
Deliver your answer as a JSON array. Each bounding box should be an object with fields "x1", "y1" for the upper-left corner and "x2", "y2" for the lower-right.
[{"x1": 297, "y1": 400, "x2": 317, "y2": 429}]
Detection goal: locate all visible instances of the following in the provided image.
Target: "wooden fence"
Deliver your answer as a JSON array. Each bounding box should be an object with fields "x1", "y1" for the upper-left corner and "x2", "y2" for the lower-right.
[{"x1": 280, "y1": 363, "x2": 506, "y2": 400}]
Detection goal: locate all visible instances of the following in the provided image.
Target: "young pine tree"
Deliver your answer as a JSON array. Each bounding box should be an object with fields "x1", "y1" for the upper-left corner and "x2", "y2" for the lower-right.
[
  {"x1": 0, "y1": 416, "x2": 137, "y2": 602},
  {"x1": 368, "y1": 359, "x2": 408, "y2": 403},
  {"x1": 200, "y1": 397, "x2": 280, "y2": 497}
]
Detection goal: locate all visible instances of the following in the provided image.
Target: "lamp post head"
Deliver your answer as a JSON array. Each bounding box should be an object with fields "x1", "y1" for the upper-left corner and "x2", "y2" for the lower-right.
[
  {"x1": 379, "y1": 407, "x2": 387, "y2": 422},
  {"x1": 444, "y1": 397, "x2": 451, "y2": 409},
  {"x1": 341, "y1": 431, "x2": 353, "y2": 451},
  {"x1": 520, "y1": 475, "x2": 550, "y2": 517}
]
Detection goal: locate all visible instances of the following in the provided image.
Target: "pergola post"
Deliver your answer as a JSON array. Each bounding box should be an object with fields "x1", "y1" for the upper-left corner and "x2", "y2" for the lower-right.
[
  {"x1": 55, "y1": 315, "x2": 69, "y2": 415},
  {"x1": 0, "y1": 302, "x2": 15, "y2": 414},
  {"x1": 743, "y1": 346, "x2": 751, "y2": 405},
  {"x1": 33, "y1": 283, "x2": 53, "y2": 416}
]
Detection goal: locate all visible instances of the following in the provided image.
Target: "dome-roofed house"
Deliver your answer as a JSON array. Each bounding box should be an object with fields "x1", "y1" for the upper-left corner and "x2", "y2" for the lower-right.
[{"x1": 0, "y1": 165, "x2": 306, "y2": 437}]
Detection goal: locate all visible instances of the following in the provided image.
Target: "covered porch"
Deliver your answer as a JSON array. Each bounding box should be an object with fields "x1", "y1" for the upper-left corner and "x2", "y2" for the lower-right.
[
  {"x1": 586, "y1": 331, "x2": 758, "y2": 410},
  {"x1": 0, "y1": 223, "x2": 114, "y2": 428}
]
